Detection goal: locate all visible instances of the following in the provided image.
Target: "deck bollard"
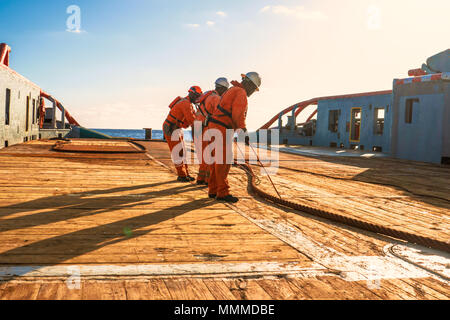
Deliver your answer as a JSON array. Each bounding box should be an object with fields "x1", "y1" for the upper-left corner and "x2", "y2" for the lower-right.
[{"x1": 144, "y1": 128, "x2": 152, "y2": 140}]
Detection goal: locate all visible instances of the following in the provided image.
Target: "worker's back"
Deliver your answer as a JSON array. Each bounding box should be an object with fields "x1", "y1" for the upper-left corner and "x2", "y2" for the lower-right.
[
  {"x1": 166, "y1": 97, "x2": 195, "y2": 129},
  {"x1": 212, "y1": 84, "x2": 248, "y2": 130}
]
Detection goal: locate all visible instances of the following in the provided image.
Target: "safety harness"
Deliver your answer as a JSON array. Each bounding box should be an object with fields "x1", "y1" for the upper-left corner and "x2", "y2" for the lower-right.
[
  {"x1": 208, "y1": 82, "x2": 243, "y2": 130},
  {"x1": 209, "y1": 106, "x2": 233, "y2": 129},
  {"x1": 197, "y1": 91, "x2": 218, "y2": 127}
]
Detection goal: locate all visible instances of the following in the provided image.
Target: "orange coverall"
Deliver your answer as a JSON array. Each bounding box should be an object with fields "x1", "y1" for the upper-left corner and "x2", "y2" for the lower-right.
[
  {"x1": 39, "y1": 98, "x2": 46, "y2": 129},
  {"x1": 163, "y1": 97, "x2": 196, "y2": 177},
  {"x1": 208, "y1": 81, "x2": 248, "y2": 197},
  {"x1": 194, "y1": 91, "x2": 221, "y2": 183}
]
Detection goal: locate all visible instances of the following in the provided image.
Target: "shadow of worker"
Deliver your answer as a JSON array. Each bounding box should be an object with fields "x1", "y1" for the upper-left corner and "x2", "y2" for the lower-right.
[
  {"x1": 0, "y1": 194, "x2": 214, "y2": 282},
  {"x1": 0, "y1": 180, "x2": 200, "y2": 234}
]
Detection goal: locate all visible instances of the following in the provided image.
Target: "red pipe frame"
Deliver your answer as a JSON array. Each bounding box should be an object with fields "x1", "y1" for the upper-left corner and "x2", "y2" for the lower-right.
[
  {"x1": 0, "y1": 43, "x2": 11, "y2": 67},
  {"x1": 0, "y1": 43, "x2": 80, "y2": 127},
  {"x1": 259, "y1": 90, "x2": 392, "y2": 130},
  {"x1": 40, "y1": 91, "x2": 81, "y2": 127}
]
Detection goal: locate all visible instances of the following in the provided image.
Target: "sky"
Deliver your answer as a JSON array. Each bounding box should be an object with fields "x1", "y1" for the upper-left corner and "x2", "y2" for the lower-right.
[{"x1": 0, "y1": 0, "x2": 449, "y2": 130}]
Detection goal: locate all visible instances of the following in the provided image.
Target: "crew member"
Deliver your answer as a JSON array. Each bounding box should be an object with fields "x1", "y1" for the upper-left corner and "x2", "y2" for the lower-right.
[
  {"x1": 193, "y1": 78, "x2": 230, "y2": 186},
  {"x1": 207, "y1": 72, "x2": 261, "y2": 203},
  {"x1": 38, "y1": 97, "x2": 46, "y2": 128},
  {"x1": 163, "y1": 86, "x2": 203, "y2": 182}
]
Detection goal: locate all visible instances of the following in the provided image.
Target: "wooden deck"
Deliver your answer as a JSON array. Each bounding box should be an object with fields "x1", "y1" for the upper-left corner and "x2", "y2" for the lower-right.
[{"x1": 0, "y1": 140, "x2": 448, "y2": 300}]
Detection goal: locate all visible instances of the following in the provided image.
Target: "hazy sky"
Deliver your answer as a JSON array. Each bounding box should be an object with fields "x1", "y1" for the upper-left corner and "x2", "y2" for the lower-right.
[{"x1": 1, "y1": 0, "x2": 449, "y2": 129}]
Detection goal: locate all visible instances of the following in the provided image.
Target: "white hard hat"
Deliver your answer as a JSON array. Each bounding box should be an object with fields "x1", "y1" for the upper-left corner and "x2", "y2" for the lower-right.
[
  {"x1": 241, "y1": 72, "x2": 262, "y2": 91},
  {"x1": 215, "y1": 77, "x2": 230, "y2": 89}
]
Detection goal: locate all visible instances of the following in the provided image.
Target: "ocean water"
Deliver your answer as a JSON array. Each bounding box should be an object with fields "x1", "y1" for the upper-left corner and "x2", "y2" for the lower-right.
[{"x1": 91, "y1": 129, "x2": 193, "y2": 141}]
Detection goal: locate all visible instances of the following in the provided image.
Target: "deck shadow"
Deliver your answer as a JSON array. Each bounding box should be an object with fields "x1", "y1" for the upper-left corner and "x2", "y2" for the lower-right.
[
  {"x1": 0, "y1": 181, "x2": 204, "y2": 233},
  {"x1": 0, "y1": 194, "x2": 214, "y2": 282}
]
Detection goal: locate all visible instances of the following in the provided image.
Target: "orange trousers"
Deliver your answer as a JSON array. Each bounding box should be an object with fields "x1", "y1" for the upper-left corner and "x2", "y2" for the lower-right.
[
  {"x1": 163, "y1": 123, "x2": 189, "y2": 177},
  {"x1": 207, "y1": 124, "x2": 233, "y2": 198},
  {"x1": 193, "y1": 127, "x2": 210, "y2": 183}
]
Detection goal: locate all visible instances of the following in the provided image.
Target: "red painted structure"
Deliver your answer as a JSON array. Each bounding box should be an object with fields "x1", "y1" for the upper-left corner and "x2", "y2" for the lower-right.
[
  {"x1": 259, "y1": 90, "x2": 392, "y2": 130},
  {"x1": 39, "y1": 97, "x2": 46, "y2": 129},
  {"x1": 408, "y1": 68, "x2": 427, "y2": 77},
  {"x1": 394, "y1": 73, "x2": 446, "y2": 86},
  {"x1": 0, "y1": 43, "x2": 11, "y2": 67},
  {"x1": 40, "y1": 91, "x2": 81, "y2": 127},
  {"x1": 1, "y1": 43, "x2": 80, "y2": 128}
]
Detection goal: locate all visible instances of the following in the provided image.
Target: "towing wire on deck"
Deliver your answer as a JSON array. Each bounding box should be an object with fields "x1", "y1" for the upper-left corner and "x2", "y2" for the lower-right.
[
  {"x1": 136, "y1": 140, "x2": 450, "y2": 254},
  {"x1": 238, "y1": 160, "x2": 450, "y2": 254},
  {"x1": 235, "y1": 142, "x2": 282, "y2": 199}
]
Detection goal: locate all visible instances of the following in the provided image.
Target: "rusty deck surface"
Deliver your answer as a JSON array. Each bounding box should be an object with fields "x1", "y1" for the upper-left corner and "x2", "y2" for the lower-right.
[{"x1": 0, "y1": 139, "x2": 448, "y2": 300}]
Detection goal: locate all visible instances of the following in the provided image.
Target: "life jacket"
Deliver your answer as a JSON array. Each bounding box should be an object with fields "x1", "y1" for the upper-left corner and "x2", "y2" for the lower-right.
[
  {"x1": 165, "y1": 97, "x2": 187, "y2": 128},
  {"x1": 169, "y1": 96, "x2": 183, "y2": 109},
  {"x1": 197, "y1": 90, "x2": 215, "y2": 106},
  {"x1": 197, "y1": 90, "x2": 217, "y2": 118},
  {"x1": 209, "y1": 82, "x2": 241, "y2": 129},
  {"x1": 215, "y1": 81, "x2": 240, "y2": 120}
]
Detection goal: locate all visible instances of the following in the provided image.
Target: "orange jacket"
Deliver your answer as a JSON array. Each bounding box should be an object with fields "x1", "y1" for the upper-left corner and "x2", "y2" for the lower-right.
[
  {"x1": 195, "y1": 91, "x2": 220, "y2": 122},
  {"x1": 165, "y1": 97, "x2": 196, "y2": 129},
  {"x1": 39, "y1": 97, "x2": 46, "y2": 129},
  {"x1": 211, "y1": 81, "x2": 248, "y2": 130}
]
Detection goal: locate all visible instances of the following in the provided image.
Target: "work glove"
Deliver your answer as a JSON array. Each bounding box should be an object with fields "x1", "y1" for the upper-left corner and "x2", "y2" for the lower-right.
[
  {"x1": 241, "y1": 128, "x2": 250, "y2": 146},
  {"x1": 244, "y1": 135, "x2": 250, "y2": 146},
  {"x1": 235, "y1": 128, "x2": 249, "y2": 145}
]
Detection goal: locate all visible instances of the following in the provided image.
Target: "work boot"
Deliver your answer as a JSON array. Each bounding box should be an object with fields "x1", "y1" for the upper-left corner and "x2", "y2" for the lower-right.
[
  {"x1": 177, "y1": 176, "x2": 195, "y2": 183},
  {"x1": 208, "y1": 194, "x2": 217, "y2": 199},
  {"x1": 216, "y1": 195, "x2": 239, "y2": 203}
]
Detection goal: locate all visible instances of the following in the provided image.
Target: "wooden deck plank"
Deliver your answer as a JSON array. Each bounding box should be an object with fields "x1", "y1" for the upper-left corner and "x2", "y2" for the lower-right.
[
  {"x1": 124, "y1": 281, "x2": 154, "y2": 300},
  {"x1": 36, "y1": 282, "x2": 82, "y2": 300},
  {"x1": 261, "y1": 176, "x2": 448, "y2": 240},
  {"x1": 317, "y1": 277, "x2": 395, "y2": 300},
  {"x1": 0, "y1": 146, "x2": 310, "y2": 267},
  {"x1": 373, "y1": 279, "x2": 427, "y2": 300},
  {"x1": 240, "y1": 158, "x2": 449, "y2": 244},
  {"x1": 0, "y1": 140, "x2": 448, "y2": 300},
  {"x1": 379, "y1": 279, "x2": 440, "y2": 300},
  {"x1": 225, "y1": 279, "x2": 272, "y2": 300},
  {"x1": 81, "y1": 281, "x2": 127, "y2": 300},
  {"x1": 257, "y1": 279, "x2": 298, "y2": 300},
  {"x1": 0, "y1": 283, "x2": 41, "y2": 300},
  {"x1": 413, "y1": 278, "x2": 450, "y2": 298},
  {"x1": 288, "y1": 277, "x2": 383, "y2": 300},
  {"x1": 400, "y1": 278, "x2": 449, "y2": 300},
  {"x1": 203, "y1": 280, "x2": 237, "y2": 300},
  {"x1": 278, "y1": 278, "x2": 314, "y2": 300},
  {"x1": 276, "y1": 151, "x2": 450, "y2": 196},
  {"x1": 124, "y1": 280, "x2": 174, "y2": 300},
  {"x1": 164, "y1": 279, "x2": 215, "y2": 300},
  {"x1": 238, "y1": 197, "x2": 387, "y2": 257},
  {"x1": 147, "y1": 280, "x2": 173, "y2": 300}
]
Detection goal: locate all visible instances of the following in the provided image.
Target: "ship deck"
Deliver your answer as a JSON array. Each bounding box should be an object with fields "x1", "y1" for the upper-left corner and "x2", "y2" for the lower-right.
[{"x1": 0, "y1": 139, "x2": 448, "y2": 300}]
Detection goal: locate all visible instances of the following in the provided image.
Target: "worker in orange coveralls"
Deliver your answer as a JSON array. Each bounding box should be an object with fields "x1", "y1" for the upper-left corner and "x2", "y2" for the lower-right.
[
  {"x1": 193, "y1": 78, "x2": 230, "y2": 186},
  {"x1": 163, "y1": 86, "x2": 203, "y2": 182},
  {"x1": 207, "y1": 72, "x2": 262, "y2": 203},
  {"x1": 38, "y1": 97, "x2": 46, "y2": 128}
]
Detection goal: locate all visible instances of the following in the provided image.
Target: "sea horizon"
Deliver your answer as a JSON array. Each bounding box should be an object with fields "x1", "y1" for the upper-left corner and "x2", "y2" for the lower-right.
[{"x1": 90, "y1": 128, "x2": 192, "y2": 141}]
